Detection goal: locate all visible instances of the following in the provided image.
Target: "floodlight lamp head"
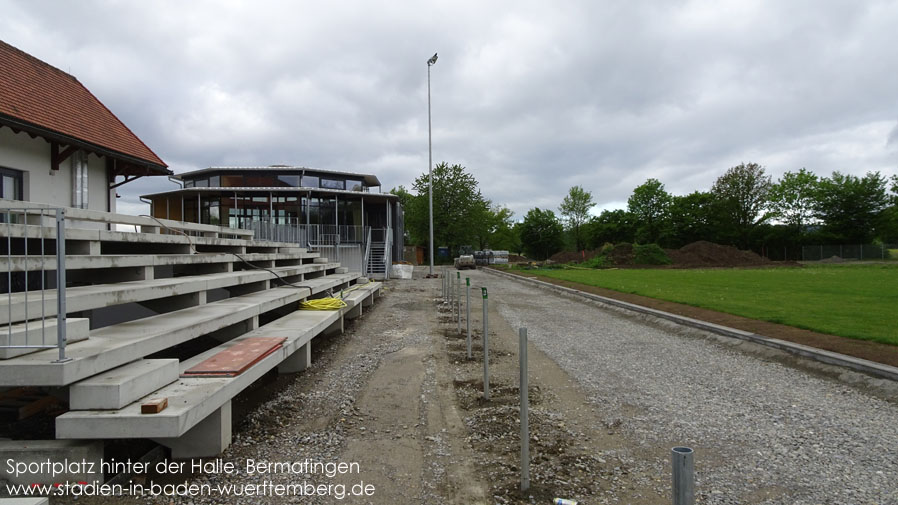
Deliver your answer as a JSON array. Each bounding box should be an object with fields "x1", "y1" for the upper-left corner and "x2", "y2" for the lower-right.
[{"x1": 428, "y1": 53, "x2": 438, "y2": 66}]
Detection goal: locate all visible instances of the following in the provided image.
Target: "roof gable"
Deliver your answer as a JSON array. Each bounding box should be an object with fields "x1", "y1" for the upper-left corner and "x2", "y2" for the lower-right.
[{"x1": 0, "y1": 40, "x2": 167, "y2": 170}]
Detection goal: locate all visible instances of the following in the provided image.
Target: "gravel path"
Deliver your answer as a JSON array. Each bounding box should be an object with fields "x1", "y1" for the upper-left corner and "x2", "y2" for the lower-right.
[{"x1": 474, "y1": 269, "x2": 898, "y2": 505}]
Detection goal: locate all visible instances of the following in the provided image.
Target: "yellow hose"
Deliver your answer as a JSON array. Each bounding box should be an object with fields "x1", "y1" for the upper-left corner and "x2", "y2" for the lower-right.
[{"x1": 299, "y1": 298, "x2": 347, "y2": 310}]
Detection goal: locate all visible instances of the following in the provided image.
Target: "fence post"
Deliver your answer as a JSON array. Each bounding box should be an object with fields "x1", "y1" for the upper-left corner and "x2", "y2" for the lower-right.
[
  {"x1": 54, "y1": 209, "x2": 69, "y2": 363},
  {"x1": 456, "y1": 271, "x2": 461, "y2": 333},
  {"x1": 482, "y1": 286, "x2": 489, "y2": 400},
  {"x1": 466, "y1": 277, "x2": 471, "y2": 358},
  {"x1": 671, "y1": 447, "x2": 694, "y2": 505},
  {"x1": 519, "y1": 327, "x2": 529, "y2": 491}
]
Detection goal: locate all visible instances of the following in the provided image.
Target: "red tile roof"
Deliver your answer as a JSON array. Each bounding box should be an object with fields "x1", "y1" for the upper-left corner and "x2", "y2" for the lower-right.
[{"x1": 0, "y1": 40, "x2": 167, "y2": 170}]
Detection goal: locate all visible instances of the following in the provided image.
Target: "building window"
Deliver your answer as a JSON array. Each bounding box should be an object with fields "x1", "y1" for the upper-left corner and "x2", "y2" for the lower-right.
[
  {"x1": 346, "y1": 179, "x2": 363, "y2": 191},
  {"x1": 302, "y1": 175, "x2": 318, "y2": 188},
  {"x1": 194, "y1": 178, "x2": 208, "y2": 188},
  {"x1": 221, "y1": 175, "x2": 243, "y2": 187},
  {"x1": 209, "y1": 175, "x2": 221, "y2": 187},
  {"x1": 320, "y1": 178, "x2": 344, "y2": 190},
  {"x1": 0, "y1": 167, "x2": 23, "y2": 201},
  {"x1": 277, "y1": 175, "x2": 300, "y2": 187},
  {"x1": 184, "y1": 180, "x2": 194, "y2": 188}
]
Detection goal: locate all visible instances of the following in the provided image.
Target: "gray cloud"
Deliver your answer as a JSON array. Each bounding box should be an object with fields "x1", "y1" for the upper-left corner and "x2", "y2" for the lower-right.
[{"x1": 2, "y1": 0, "x2": 896, "y2": 220}]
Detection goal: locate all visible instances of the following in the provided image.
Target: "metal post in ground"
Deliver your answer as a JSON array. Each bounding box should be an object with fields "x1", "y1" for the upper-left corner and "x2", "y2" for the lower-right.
[
  {"x1": 481, "y1": 286, "x2": 489, "y2": 400},
  {"x1": 671, "y1": 447, "x2": 694, "y2": 505},
  {"x1": 519, "y1": 327, "x2": 529, "y2": 491},
  {"x1": 466, "y1": 277, "x2": 472, "y2": 358},
  {"x1": 456, "y1": 271, "x2": 461, "y2": 333}
]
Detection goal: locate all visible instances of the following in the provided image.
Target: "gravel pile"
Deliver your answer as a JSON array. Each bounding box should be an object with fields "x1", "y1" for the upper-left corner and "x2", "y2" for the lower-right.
[{"x1": 479, "y1": 270, "x2": 898, "y2": 504}]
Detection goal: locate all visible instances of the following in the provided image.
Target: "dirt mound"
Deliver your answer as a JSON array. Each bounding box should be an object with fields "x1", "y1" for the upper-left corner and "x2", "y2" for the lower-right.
[
  {"x1": 666, "y1": 241, "x2": 770, "y2": 268},
  {"x1": 549, "y1": 250, "x2": 598, "y2": 263},
  {"x1": 508, "y1": 254, "x2": 529, "y2": 263},
  {"x1": 608, "y1": 243, "x2": 634, "y2": 265}
]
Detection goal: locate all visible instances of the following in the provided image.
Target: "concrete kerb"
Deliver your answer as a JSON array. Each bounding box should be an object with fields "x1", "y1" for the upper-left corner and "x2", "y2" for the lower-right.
[{"x1": 483, "y1": 268, "x2": 898, "y2": 383}]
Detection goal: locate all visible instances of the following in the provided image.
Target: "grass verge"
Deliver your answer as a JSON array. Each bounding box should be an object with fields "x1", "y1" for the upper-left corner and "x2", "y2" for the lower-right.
[{"x1": 507, "y1": 264, "x2": 898, "y2": 345}]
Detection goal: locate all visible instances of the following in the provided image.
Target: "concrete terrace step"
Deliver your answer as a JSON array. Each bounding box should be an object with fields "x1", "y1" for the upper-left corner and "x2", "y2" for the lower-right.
[
  {"x1": 0, "y1": 317, "x2": 90, "y2": 359},
  {"x1": 55, "y1": 280, "x2": 384, "y2": 441},
  {"x1": 0, "y1": 272, "x2": 360, "y2": 386},
  {"x1": 0, "y1": 251, "x2": 321, "y2": 273},
  {"x1": 69, "y1": 359, "x2": 179, "y2": 410},
  {"x1": 0, "y1": 262, "x2": 340, "y2": 324},
  {"x1": 341, "y1": 282, "x2": 383, "y2": 320}
]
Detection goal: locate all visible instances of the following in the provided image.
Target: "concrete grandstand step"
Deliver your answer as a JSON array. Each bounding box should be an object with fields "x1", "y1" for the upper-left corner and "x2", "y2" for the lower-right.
[
  {"x1": 0, "y1": 262, "x2": 341, "y2": 325},
  {"x1": 0, "y1": 251, "x2": 321, "y2": 273},
  {"x1": 69, "y1": 359, "x2": 179, "y2": 410},
  {"x1": 0, "y1": 222, "x2": 294, "y2": 250},
  {"x1": 55, "y1": 279, "x2": 383, "y2": 447},
  {"x1": 341, "y1": 282, "x2": 383, "y2": 320},
  {"x1": 0, "y1": 318, "x2": 90, "y2": 359},
  {"x1": 55, "y1": 310, "x2": 341, "y2": 440},
  {"x1": 0, "y1": 273, "x2": 360, "y2": 386}
]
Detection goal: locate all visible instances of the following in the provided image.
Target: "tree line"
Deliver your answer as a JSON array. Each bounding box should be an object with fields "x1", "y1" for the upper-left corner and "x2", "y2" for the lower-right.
[{"x1": 395, "y1": 161, "x2": 898, "y2": 261}]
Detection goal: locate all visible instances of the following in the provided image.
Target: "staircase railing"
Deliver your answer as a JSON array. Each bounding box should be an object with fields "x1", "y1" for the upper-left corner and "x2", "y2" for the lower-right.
[{"x1": 362, "y1": 227, "x2": 372, "y2": 277}]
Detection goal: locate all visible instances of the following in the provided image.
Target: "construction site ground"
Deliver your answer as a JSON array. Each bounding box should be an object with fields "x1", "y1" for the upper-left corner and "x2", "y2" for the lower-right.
[{"x1": 54, "y1": 266, "x2": 897, "y2": 505}]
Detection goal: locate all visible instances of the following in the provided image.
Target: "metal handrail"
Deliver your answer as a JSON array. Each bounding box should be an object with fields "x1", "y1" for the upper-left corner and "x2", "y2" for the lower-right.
[
  {"x1": 363, "y1": 227, "x2": 372, "y2": 276},
  {"x1": 1, "y1": 207, "x2": 70, "y2": 362}
]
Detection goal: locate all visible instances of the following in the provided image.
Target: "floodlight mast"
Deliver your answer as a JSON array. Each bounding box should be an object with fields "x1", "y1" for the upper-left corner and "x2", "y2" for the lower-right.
[{"x1": 427, "y1": 52, "x2": 438, "y2": 276}]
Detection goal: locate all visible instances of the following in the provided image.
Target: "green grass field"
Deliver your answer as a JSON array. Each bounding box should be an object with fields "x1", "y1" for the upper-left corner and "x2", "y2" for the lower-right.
[{"x1": 518, "y1": 264, "x2": 898, "y2": 345}]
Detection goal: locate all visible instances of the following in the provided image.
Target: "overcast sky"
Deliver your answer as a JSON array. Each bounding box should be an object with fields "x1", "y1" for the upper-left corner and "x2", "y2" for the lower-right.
[{"x1": 2, "y1": 0, "x2": 897, "y2": 219}]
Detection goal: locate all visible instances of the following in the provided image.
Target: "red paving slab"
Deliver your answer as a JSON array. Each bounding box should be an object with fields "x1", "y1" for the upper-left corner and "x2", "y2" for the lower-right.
[{"x1": 183, "y1": 337, "x2": 286, "y2": 377}]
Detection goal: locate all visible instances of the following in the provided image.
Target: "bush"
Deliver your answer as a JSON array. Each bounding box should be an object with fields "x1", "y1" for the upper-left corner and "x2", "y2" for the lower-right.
[
  {"x1": 633, "y1": 243, "x2": 672, "y2": 265},
  {"x1": 582, "y1": 254, "x2": 611, "y2": 269}
]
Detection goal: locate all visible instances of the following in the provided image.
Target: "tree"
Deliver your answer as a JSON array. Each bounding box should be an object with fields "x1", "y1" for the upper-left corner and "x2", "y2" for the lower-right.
[
  {"x1": 711, "y1": 162, "x2": 772, "y2": 248},
  {"x1": 390, "y1": 185, "x2": 417, "y2": 244},
  {"x1": 585, "y1": 209, "x2": 636, "y2": 248},
  {"x1": 519, "y1": 208, "x2": 564, "y2": 260},
  {"x1": 404, "y1": 162, "x2": 489, "y2": 256},
  {"x1": 667, "y1": 191, "x2": 715, "y2": 247},
  {"x1": 768, "y1": 168, "x2": 819, "y2": 241},
  {"x1": 627, "y1": 178, "x2": 671, "y2": 244},
  {"x1": 559, "y1": 186, "x2": 595, "y2": 251},
  {"x1": 484, "y1": 206, "x2": 521, "y2": 252},
  {"x1": 815, "y1": 171, "x2": 889, "y2": 243}
]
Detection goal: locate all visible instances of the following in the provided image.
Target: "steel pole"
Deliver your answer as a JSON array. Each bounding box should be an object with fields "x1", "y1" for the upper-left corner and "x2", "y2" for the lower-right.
[
  {"x1": 672, "y1": 447, "x2": 695, "y2": 505},
  {"x1": 519, "y1": 327, "x2": 529, "y2": 491},
  {"x1": 456, "y1": 271, "x2": 461, "y2": 333},
  {"x1": 466, "y1": 278, "x2": 472, "y2": 358},
  {"x1": 482, "y1": 287, "x2": 489, "y2": 400},
  {"x1": 55, "y1": 209, "x2": 68, "y2": 362},
  {"x1": 427, "y1": 59, "x2": 435, "y2": 276}
]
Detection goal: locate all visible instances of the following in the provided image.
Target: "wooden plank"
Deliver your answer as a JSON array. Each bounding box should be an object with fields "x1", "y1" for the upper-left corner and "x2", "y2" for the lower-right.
[
  {"x1": 182, "y1": 337, "x2": 285, "y2": 377},
  {"x1": 141, "y1": 398, "x2": 168, "y2": 414}
]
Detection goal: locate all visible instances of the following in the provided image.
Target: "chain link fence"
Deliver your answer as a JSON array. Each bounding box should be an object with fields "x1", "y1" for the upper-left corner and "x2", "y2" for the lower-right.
[{"x1": 800, "y1": 244, "x2": 897, "y2": 261}]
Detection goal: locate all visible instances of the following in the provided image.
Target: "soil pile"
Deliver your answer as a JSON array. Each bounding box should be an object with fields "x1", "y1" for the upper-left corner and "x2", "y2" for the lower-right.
[
  {"x1": 608, "y1": 243, "x2": 635, "y2": 265},
  {"x1": 666, "y1": 241, "x2": 770, "y2": 268},
  {"x1": 548, "y1": 250, "x2": 598, "y2": 263}
]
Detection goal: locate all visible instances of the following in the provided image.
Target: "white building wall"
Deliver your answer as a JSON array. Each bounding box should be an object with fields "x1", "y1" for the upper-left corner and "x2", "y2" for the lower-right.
[{"x1": 0, "y1": 127, "x2": 111, "y2": 212}]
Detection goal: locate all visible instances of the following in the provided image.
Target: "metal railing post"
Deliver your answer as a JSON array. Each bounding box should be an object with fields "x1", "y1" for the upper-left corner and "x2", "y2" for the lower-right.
[
  {"x1": 466, "y1": 277, "x2": 471, "y2": 359},
  {"x1": 54, "y1": 208, "x2": 69, "y2": 362},
  {"x1": 519, "y1": 327, "x2": 529, "y2": 491},
  {"x1": 672, "y1": 447, "x2": 694, "y2": 505},
  {"x1": 456, "y1": 271, "x2": 461, "y2": 333},
  {"x1": 482, "y1": 286, "x2": 489, "y2": 400}
]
